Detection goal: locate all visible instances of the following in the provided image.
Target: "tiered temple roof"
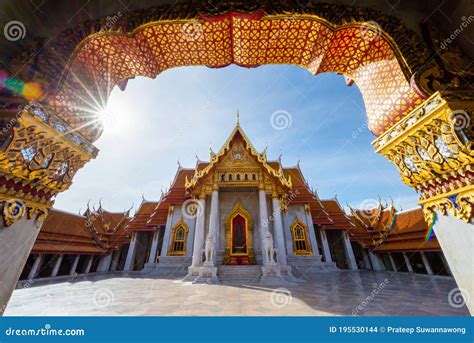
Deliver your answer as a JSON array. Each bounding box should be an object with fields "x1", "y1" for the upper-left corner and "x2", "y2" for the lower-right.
[
  {"x1": 32, "y1": 206, "x2": 131, "y2": 255},
  {"x1": 348, "y1": 201, "x2": 440, "y2": 252},
  {"x1": 125, "y1": 122, "x2": 333, "y2": 231},
  {"x1": 320, "y1": 199, "x2": 355, "y2": 230}
]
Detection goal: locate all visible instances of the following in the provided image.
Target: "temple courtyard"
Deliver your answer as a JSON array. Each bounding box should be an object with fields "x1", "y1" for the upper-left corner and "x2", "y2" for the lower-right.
[{"x1": 4, "y1": 271, "x2": 468, "y2": 316}]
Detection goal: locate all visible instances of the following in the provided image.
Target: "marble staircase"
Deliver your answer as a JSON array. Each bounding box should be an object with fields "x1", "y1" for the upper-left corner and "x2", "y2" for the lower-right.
[
  {"x1": 142, "y1": 256, "x2": 192, "y2": 277},
  {"x1": 217, "y1": 265, "x2": 262, "y2": 284},
  {"x1": 287, "y1": 256, "x2": 338, "y2": 278}
]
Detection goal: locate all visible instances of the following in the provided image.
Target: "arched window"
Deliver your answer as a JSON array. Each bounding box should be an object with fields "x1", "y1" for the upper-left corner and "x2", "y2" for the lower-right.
[
  {"x1": 168, "y1": 220, "x2": 189, "y2": 256},
  {"x1": 291, "y1": 218, "x2": 312, "y2": 255},
  {"x1": 228, "y1": 174, "x2": 232, "y2": 181},
  {"x1": 236, "y1": 173, "x2": 240, "y2": 181}
]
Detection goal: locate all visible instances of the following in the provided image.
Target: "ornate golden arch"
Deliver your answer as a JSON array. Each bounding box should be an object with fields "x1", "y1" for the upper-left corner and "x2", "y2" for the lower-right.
[
  {"x1": 168, "y1": 218, "x2": 189, "y2": 256},
  {"x1": 290, "y1": 217, "x2": 313, "y2": 256},
  {"x1": 223, "y1": 200, "x2": 256, "y2": 264}
]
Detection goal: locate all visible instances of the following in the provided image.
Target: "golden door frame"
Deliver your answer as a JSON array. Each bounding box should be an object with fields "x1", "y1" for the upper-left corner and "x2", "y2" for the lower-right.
[
  {"x1": 290, "y1": 217, "x2": 313, "y2": 256},
  {"x1": 223, "y1": 201, "x2": 256, "y2": 264}
]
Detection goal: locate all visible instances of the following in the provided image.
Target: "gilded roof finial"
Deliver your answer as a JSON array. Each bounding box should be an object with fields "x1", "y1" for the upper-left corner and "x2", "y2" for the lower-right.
[
  {"x1": 209, "y1": 145, "x2": 215, "y2": 157},
  {"x1": 236, "y1": 110, "x2": 240, "y2": 126}
]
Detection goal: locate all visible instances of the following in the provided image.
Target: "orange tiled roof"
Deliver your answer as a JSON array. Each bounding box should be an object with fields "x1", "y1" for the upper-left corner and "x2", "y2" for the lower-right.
[
  {"x1": 348, "y1": 202, "x2": 441, "y2": 252},
  {"x1": 320, "y1": 199, "x2": 355, "y2": 230},
  {"x1": 32, "y1": 207, "x2": 131, "y2": 255},
  {"x1": 283, "y1": 167, "x2": 332, "y2": 225},
  {"x1": 126, "y1": 201, "x2": 159, "y2": 230},
  {"x1": 33, "y1": 209, "x2": 105, "y2": 254},
  {"x1": 348, "y1": 204, "x2": 397, "y2": 249},
  {"x1": 374, "y1": 208, "x2": 440, "y2": 252}
]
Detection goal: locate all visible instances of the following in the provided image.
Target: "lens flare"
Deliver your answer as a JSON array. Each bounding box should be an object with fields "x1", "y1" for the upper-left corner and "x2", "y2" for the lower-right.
[{"x1": 0, "y1": 70, "x2": 43, "y2": 100}]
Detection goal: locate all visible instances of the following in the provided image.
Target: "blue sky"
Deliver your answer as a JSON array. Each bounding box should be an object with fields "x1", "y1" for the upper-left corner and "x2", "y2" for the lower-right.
[{"x1": 54, "y1": 64, "x2": 419, "y2": 214}]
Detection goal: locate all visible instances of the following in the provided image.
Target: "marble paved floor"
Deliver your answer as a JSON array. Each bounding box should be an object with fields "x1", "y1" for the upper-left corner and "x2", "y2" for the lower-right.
[{"x1": 4, "y1": 271, "x2": 469, "y2": 316}]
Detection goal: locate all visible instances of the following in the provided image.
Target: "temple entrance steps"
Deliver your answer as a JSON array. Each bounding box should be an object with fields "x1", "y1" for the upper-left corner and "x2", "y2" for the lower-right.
[
  {"x1": 142, "y1": 256, "x2": 192, "y2": 277},
  {"x1": 217, "y1": 265, "x2": 262, "y2": 284},
  {"x1": 287, "y1": 256, "x2": 338, "y2": 278}
]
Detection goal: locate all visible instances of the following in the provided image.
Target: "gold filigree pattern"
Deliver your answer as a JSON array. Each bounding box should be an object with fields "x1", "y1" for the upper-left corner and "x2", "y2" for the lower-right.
[
  {"x1": 0, "y1": 105, "x2": 97, "y2": 209},
  {"x1": 185, "y1": 123, "x2": 292, "y2": 192},
  {"x1": 2, "y1": 199, "x2": 26, "y2": 227},
  {"x1": 50, "y1": 13, "x2": 425, "y2": 141},
  {"x1": 374, "y1": 92, "x2": 473, "y2": 223}
]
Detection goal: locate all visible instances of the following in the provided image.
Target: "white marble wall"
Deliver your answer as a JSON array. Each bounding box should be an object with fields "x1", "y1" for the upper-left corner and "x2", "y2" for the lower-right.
[
  {"x1": 162, "y1": 205, "x2": 196, "y2": 257},
  {"x1": 282, "y1": 204, "x2": 311, "y2": 255}
]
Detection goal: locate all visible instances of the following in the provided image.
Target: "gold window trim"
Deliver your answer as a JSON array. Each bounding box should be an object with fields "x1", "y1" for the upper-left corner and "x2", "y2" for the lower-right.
[
  {"x1": 168, "y1": 218, "x2": 189, "y2": 256},
  {"x1": 290, "y1": 217, "x2": 313, "y2": 256}
]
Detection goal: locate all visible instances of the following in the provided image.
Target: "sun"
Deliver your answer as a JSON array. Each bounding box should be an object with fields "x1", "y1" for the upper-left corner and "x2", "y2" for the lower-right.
[{"x1": 95, "y1": 101, "x2": 133, "y2": 136}]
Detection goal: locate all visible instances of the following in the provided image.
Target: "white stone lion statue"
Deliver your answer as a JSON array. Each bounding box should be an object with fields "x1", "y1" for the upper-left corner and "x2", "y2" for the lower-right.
[
  {"x1": 263, "y1": 231, "x2": 275, "y2": 264},
  {"x1": 204, "y1": 234, "x2": 215, "y2": 264}
]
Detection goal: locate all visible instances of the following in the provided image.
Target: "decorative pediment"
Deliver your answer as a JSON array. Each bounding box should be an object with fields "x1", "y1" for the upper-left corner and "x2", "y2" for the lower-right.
[{"x1": 185, "y1": 121, "x2": 292, "y2": 191}]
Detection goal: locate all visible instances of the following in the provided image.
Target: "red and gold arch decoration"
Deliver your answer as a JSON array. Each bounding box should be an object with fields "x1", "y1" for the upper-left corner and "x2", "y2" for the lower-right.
[{"x1": 49, "y1": 11, "x2": 426, "y2": 141}]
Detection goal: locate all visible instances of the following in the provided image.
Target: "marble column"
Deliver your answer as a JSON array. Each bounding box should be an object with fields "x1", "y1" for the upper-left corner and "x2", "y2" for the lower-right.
[
  {"x1": 191, "y1": 196, "x2": 206, "y2": 267},
  {"x1": 342, "y1": 231, "x2": 358, "y2": 270},
  {"x1": 388, "y1": 253, "x2": 397, "y2": 271},
  {"x1": 110, "y1": 249, "x2": 121, "y2": 271},
  {"x1": 27, "y1": 254, "x2": 43, "y2": 280},
  {"x1": 0, "y1": 214, "x2": 43, "y2": 316},
  {"x1": 440, "y1": 253, "x2": 452, "y2": 276},
  {"x1": 420, "y1": 252, "x2": 433, "y2": 275},
  {"x1": 271, "y1": 196, "x2": 287, "y2": 266},
  {"x1": 69, "y1": 255, "x2": 80, "y2": 275},
  {"x1": 97, "y1": 253, "x2": 113, "y2": 272},
  {"x1": 361, "y1": 249, "x2": 372, "y2": 269},
  {"x1": 368, "y1": 251, "x2": 385, "y2": 271},
  {"x1": 207, "y1": 190, "x2": 219, "y2": 264},
  {"x1": 147, "y1": 228, "x2": 160, "y2": 264},
  {"x1": 320, "y1": 230, "x2": 333, "y2": 263},
  {"x1": 124, "y1": 232, "x2": 138, "y2": 271},
  {"x1": 403, "y1": 252, "x2": 414, "y2": 273},
  {"x1": 51, "y1": 254, "x2": 63, "y2": 277},
  {"x1": 160, "y1": 208, "x2": 174, "y2": 257},
  {"x1": 304, "y1": 205, "x2": 321, "y2": 258},
  {"x1": 83, "y1": 255, "x2": 93, "y2": 274},
  {"x1": 433, "y1": 214, "x2": 473, "y2": 314},
  {"x1": 258, "y1": 188, "x2": 272, "y2": 264}
]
